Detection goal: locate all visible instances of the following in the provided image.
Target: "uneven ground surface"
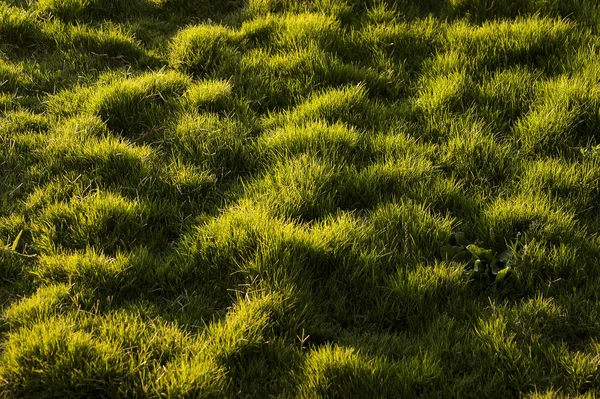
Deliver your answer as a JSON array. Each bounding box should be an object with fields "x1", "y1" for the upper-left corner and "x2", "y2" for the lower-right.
[{"x1": 2, "y1": 0, "x2": 600, "y2": 397}]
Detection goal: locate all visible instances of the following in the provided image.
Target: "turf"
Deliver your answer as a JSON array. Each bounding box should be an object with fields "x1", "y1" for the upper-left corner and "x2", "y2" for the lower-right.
[{"x1": 2, "y1": 0, "x2": 600, "y2": 397}]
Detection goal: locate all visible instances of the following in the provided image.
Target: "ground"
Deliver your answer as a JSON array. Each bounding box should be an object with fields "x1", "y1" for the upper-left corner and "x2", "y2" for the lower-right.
[{"x1": 2, "y1": 0, "x2": 600, "y2": 397}]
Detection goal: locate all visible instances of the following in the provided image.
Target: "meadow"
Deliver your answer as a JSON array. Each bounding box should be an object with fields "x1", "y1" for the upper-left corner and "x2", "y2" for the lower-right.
[{"x1": 2, "y1": 0, "x2": 600, "y2": 397}]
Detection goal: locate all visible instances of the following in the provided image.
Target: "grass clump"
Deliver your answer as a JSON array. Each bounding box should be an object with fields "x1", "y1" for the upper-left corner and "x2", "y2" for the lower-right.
[
  {"x1": 514, "y1": 75, "x2": 600, "y2": 155},
  {"x1": 169, "y1": 24, "x2": 242, "y2": 77},
  {"x1": 48, "y1": 22, "x2": 148, "y2": 64},
  {"x1": 247, "y1": 155, "x2": 344, "y2": 221},
  {"x1": 0, "y1": 59, "x2": 44, "y2": 93},
  {"x1": 271, "y1": 13, "x2": 342, "y2": 52},
  {"x1": 482, "y1": 193, "x2": 582, "y2": 250},
  {"x1": 3, "y1": 283, "x2": 73, "y2": 329},
  {"x1": 0, "y1": 316, "x2": 127, "y2": 397},
  {"x1": 238, "y1": 45, "x2": 388, "y2": 111},
  {"x1": 475, "y1": 67, "x2": 540, "y2": 129},
  {"x1": 26, "y1": 116, "x2": 157, "y2": 192},
  {"x1": 447, "y1": 0, "x2": 599, "y2": 22},
  {"x1": 343, "y1": 155, "x2": 444, "y2": 209},
  {"x1": 181, "y1": 79, "x2": 234, "y2": 113},
  {"x1": 352, "y1": 18, "x2": 441, "y2": 74},
  {"x1": 0, "y1": 5, "x2": 47, "y2": 49},
  {"x1": 297, "y1": 343, "x2": 443, "y2": 398},
  {"x1": 36, "y1": 0, "x2": 154, "y2": 20},
  {"x1": 369, "y1": 200, "x2": 455, "y2": 263},
  {"x1": 440, "y1": 119, "x2": 516, "y2": 185},
  {"x1": 86, "y1": 71, "x2": 189, "y2": 137},
  {"x1": 174, "y1": 112, "x2": 256, "y2": 178},
  {"x1": 520, "y1": 158, "x2": 600, "y2": 214},
  {"x1": 259, "y1": 121, "x2": 363, "y2": 163},
  {"x1": 415, "y1": 70, "x2": 472, "y2": 115},
  {"x1": 0, "y1": 110, "x2": 48, "y2": 134},
  {"x1": 32, "y1": 191, "x2": 173, "y2": 254},
  {"x1": 284, "y1": 84, "x2": 387, "y2": 131},
  {"x1": 297, "y1": 345, "x2": 397, "y2": 398},
  {"x1": 245, "y1": 0, "x2": 352, "y2": 19},
  {"x1": 444, "y1": 17, "x2": 580, "y2": 74}
]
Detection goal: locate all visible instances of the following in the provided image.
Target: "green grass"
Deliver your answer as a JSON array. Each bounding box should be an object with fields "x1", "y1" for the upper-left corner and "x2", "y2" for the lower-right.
[{"x1": 2, "y1": 0, "x2": 600, "y2": 397}]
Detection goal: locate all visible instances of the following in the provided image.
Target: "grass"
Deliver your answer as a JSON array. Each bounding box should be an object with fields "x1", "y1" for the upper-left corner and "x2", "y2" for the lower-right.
[{"x1": 2, "y1": 0, "x2": 600, "y2": 397}]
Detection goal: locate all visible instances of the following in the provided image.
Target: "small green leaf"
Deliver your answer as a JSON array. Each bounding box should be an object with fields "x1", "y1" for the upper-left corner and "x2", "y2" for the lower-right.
[
  {"x1": 495, "y1": 267, "x2": 512, "y2": 283},
  {"x1": 473, "y1": 259, "x2": 482, "y2": 273},
  {"x1": 466, "y1": 244, "x2": 494, "y2": 262},
  {"x1": 11, "y1": 230, "x2": 23, "y2": 252}
]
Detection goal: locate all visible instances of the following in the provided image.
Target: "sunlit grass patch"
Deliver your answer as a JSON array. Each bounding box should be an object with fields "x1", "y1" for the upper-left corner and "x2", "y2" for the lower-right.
[
  {"x1": 36, "y1": 0, "x2": 155, "y2": 20},
  {"x1": 0, "y1": 92, "x2": 17, "y2": 113},
  {"x1": 46, "y1": 21, "x2": 148, "y2": 64},
  {"x1": 239, "y1": 46, "x2": 335, "y2": 110},
  {"x1": 259, "y1": 121, "x2": 364, "y2": 163},
  {"x1": 297, "y1": 344, "x2": 396, "y2": 397},
  {"x1": 447, "y1": 0, "x2": 598, "y2": 22},
  {"x1": 0, "y1": 59, "x2": 44, "y2": 93},
  {"x1": 344, "y1": 155, "x2": 442, "y2": 209},
  {"x1": 471, "y1": 293, "x2": 600, "y2": 396},
  {"x1": 415, "y1": 70, "x2": 473, "y2": 115},
  {"x1": 0, "y1": 310, "x2": 199, "y2": 397},
  {"x1": 238, "y1": 45, "x2": 391, "y2": 110},
  {"x1": 0, "y1": 4, "x2": 47, "y2": 49},
  {"x1": 476, "y1": 67, "x2": 539, "y2": 122},
  {"x1": 352, "y1": 17, "x2": 442, "y2": 73},
  {"x1": 297, "y1": 342, "x2": 443, "y2": 397},
  {"x1": 520, "y1": 158, "x2": 600, "y2": 213},
  {"x1": 86, "y1": 71, "x2": 189, "y2": 137},
  {"x1": 386, "y1": 261, "x2": 470, "y2": 330},
  {"x1": 440, "y1": 118, "x2": 516, "y2": 185},
  {"x1": 274, "y1": 13, "x2": 342, "y2": 51},
  {"x1": 482, "y1": 193, "x2": 582, "y2": 250},
  {"x1": 32, "y1": 191, "x2": 170, "y2": 254},
  {"x1": 32, "y1": 250, "x2": 129, "y2": 291},
  {"x1": 283, "y1": 84, "x2": 389, "y2": 130},
  {"x1": 164, "y1": 202, "x2": 300, "y2": 312},
  {"x1": 245, "y1": 0, "x2": 351, "y2": 18},
  {"x1": 4, "y1": 0, "x2": 600, "y2": 397},
  {"x1": 369, "y1": 200, "x2": 455, "y2": 263},
  {"x1": 0, "y1": 110, "x2": 48, "y2": 134},
  {"x1": 0, "y1": 316, "x2": 128, "y2": 396},
  {"x1": 181, "y1": 79, "x2": 233, "y2": 113},
  {"x1": 160, "y1": 159, "x2": 218, "y2": 205},
  {"x1": 28, "y1": 116, "x2": 155, "y2": 187},
  {"x1": 3, "y1": 283, "x2": 73, "y2": 329},
  {"x1": 369, "y1": 130, "x2": 437, "y2": 162},
  {"x1": 443, "y1": 17, "x2": 580, "y2": 74},
  {"x1": 174, "y1": 112, "x2": 256, "y2": 177},
  {"x1": 514, "y1": 74, "x2": 600, "y2": 155},
  {"x1": 239, "y1": 12, "x2": 343, "y2": 52},
  {"x1": 247, "y1": 155, "x2": 344, "y2": 221},
  {"x1": 169, "y1": 24, "x2": 242, "y2": 77},
  {"x1": 473, "y1": 312, "x2": 539, "y2": 393}
]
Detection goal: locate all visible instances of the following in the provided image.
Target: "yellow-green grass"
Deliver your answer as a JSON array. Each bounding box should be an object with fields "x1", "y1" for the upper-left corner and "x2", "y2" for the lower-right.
[{"x1": 2, "y1": 0, "x2": 600, "y2": 397}]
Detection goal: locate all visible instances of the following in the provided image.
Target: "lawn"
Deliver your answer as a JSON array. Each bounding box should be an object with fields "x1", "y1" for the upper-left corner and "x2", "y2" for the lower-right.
[{"x1": 2, "y1": 0, "x2": 600, "y2": 397}]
